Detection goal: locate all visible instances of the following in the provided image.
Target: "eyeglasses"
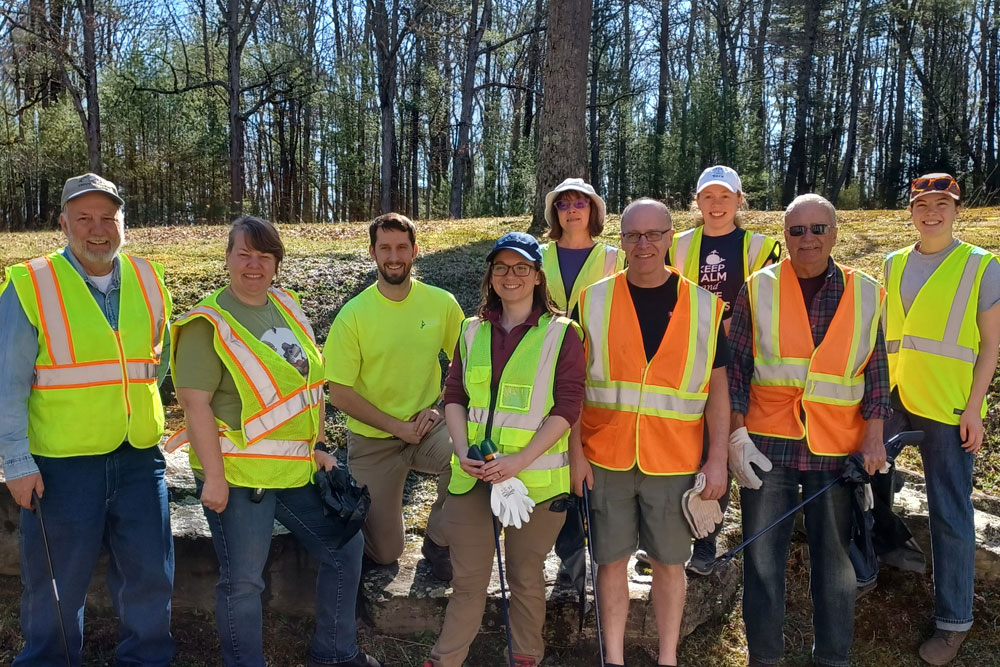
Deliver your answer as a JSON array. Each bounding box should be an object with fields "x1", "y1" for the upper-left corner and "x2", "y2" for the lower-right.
[
  {"x1": 555, "y1": 199, "x2": 589, "y2": 211},
  {"x1": 910, "y1": 176, "x2": 960, "y2": 200},
  {"x1": 787, "y1": 224, "x2": 832, "y2": 237},
  {"x1": 491, "y1": 262, "x2": 534, "y2": 276},
  {"x1": 621, "y1": 230, "x2": 669, "y2": 244}
]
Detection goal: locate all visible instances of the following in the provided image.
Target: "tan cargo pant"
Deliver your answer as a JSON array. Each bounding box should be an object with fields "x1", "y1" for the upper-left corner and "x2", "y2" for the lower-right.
[
  {"x1": 346, "y1": 420, "x2": 453, "y2": 564},
  {"x1": 429, "y1": 483, "x2": 566, "y2": 667}
]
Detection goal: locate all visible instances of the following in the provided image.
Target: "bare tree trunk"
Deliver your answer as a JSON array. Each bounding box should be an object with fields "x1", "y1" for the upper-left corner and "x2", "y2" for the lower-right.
[
  {"x1": 651, "y1": 0, "x2": 668, "y2": 198},
  {"x1": 227, "y1": 0, "x2": 243, "y2": 215},
  {"x1": 530, "y1": 0, "x2": 593, "y2": 233},
  {"x1": 449, "y1": 0, "x2": 490, "y2": 219},
  {"x1": 781, "y1": 0, "x2": 822, "y2": 205},
  {"x1": 831, "y1": 0, "x2": 870, "y2": 204}
]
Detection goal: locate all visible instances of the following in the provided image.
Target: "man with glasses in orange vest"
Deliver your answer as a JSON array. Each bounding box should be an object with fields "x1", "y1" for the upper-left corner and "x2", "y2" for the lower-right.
[
  {"x1": 727, "y1": 193, "x2": 889, "y2": 667},
  {"x1": 570, "y1": 198, "x2": 731, "y2": 667},
  {"x1": 0, "y1": 173, "x2": 175, "y2": 665}
]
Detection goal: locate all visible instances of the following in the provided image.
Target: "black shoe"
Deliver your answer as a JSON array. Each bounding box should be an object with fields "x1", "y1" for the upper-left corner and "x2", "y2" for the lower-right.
[
  {"x1": 686, "y1": 537, "x2": 717, "y2": 576},
  {"x1": 421, "y1": 535, "x2": 453, "y2": 582},
  {"x1": 309, "y1": 652, "x2": 382, "y2": 667}
]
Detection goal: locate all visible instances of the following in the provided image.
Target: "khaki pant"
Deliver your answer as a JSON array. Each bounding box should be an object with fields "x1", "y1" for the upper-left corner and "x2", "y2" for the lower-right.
[
  {"x1": 347, "y1": 420, "x2": 453, "y2": 564},
  {"x1": 429, "y1": 483, "x2": 566, "y2": 667}
]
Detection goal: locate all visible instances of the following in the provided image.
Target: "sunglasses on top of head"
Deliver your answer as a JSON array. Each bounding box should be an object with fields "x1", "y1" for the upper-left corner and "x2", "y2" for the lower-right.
[
  {"x1": 787, "y1": 224, "x2": 832, "y2": 237},
  {"x1": 910, "y1": 176, "x2": 960, "y2": 198}
]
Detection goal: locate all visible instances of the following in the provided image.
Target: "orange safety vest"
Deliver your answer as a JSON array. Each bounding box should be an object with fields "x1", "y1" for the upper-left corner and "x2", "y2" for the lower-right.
[
  {"x1": 745, "y1": 259, "x2": 884, "y2": 455},
  {"x1": 579, "y1": 268, "x2": 723, "y2": 475}
]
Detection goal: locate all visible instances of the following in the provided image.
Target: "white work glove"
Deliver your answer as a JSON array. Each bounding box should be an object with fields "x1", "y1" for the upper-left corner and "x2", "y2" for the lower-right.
[
  {"x1": 728, "y1": 427, "x2": 773, "y2": 489},
  {"x1": 681, "y1": 472, "x2": 724, "y2": 539},
  {"x1": 862, "y1": 483, "x2": 874, "y2": 512},
  {"x1": 490, "y1": 477, "x2": 535, "y2": 529}
]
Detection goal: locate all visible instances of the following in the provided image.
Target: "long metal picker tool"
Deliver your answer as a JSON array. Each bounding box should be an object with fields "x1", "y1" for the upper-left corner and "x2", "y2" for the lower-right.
[
  {"x1": 32, "y1": 490, "x2": 72, "y2": 667},
  {"x1": 710, "y1": 430, "x2": 925, "y2": 571},
  {"x1": 467, "y1": 443, "x2": 516, "y2": 667},
  {"x1": 580, "y1": 484, "x2": 605, "y2": 667}
]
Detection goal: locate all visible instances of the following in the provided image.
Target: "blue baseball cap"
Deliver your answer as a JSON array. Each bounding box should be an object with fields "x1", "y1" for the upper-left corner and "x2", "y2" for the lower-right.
[{"x1": 487, "y1": 232, "x2": 542, "y2": 263}]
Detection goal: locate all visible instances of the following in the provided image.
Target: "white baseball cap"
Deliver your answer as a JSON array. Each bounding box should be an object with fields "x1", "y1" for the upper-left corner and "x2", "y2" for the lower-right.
[{"x1": 696, "y1": 165, "x2": 742, "y2": 194}]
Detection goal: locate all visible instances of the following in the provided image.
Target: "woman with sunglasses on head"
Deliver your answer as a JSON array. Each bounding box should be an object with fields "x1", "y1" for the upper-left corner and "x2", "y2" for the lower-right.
[
  {"x1": 423, "y1": 232, "x2": 585, "y2": 667},
  {"x1": 664, "y1": 166, "x2": 781, "y2": 577},
  {"x1": 669, "y1": 165, "x2": 781, "y2": 332},
  {"x1": 881, "y1": 174, "x2": 1000, "y2": 665}
]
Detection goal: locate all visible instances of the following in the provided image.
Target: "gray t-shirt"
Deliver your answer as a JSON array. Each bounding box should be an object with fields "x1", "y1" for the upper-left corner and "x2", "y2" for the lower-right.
[{"x1": 899, "y1": 239, "x2": 1000, "y2": 314}]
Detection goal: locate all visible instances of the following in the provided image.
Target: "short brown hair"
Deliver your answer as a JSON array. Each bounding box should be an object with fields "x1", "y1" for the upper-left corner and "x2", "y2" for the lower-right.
[
  {"x1": 548, "y1": 191, "x2": 605, "y2": 240},
  {"x1": 227, "y1": 215, "x2": 285, "y2": 270},
  {"x1": 370, "y1": 212, "x2": 417, "y2": 246}
]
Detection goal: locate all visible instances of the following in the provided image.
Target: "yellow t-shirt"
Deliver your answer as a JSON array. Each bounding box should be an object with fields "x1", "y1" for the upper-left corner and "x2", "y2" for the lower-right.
[{"x1": 323, "y1": 280, "x2": 464, "y2": 438}]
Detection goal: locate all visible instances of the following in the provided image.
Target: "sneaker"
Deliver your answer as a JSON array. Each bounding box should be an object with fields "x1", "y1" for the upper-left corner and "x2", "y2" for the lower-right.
[
  {"x1": 309, "y1": 652, "x2": 381, "y2": 667},
  {"x1": 918, "y1": 629, "x2": 969, "y2": 665},
  {"x1": 421, "y1": 535, "x2": 453, "y2": 582},
  {"x1": 513, "y1": 655, "x2": 537, "y2": 666},
  {"x1": 685, "y1": 538, "x2": 717, "y2": 576}
]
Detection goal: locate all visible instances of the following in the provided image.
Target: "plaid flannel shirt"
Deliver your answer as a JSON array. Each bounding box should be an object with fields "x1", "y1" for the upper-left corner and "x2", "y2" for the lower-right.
[{"x1": 727, "y1": 257, "x2": 891, "y2": 472}]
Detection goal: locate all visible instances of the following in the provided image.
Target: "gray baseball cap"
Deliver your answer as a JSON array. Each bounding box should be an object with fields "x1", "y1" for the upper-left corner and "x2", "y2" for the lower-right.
[{"x1": 61, "y1": 173, "x2": 124, "y2": 208}]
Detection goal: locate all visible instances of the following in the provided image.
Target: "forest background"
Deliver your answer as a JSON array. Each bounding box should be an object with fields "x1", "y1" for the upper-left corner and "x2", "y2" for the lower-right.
[{"x1": 1, "y1": 0, "x2": 999, "y2": 232}]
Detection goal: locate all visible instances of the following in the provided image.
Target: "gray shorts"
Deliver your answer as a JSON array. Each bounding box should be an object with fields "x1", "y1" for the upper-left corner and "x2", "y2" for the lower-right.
[{"x1": 589, "y1": 465, "x2": 694, "y2": 566}]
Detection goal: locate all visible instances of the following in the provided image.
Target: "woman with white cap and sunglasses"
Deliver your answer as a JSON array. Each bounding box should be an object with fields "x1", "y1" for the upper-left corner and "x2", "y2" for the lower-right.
[
  {"x1": 669, "y1": 165, "x2": 780, "y2": 330},
  {"x1": 880, "y1": 173, "x2": 1000, "y2": 665},
  {"x1": 541, "y1": 178, "x2": 626, "y2": 320}
]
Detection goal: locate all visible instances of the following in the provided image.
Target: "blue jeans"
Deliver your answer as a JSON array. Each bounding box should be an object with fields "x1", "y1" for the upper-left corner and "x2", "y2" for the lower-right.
[
  {"x1": 198, "y1": 481, "x2": 365, "y2": 666},
  {"x1": 15, "y1": 445, "x2": 175, "y2": 667},
  {"x1": 741, "y1": 465, "x2": 854, "y2": 667},
  {"x1": 887, "y1": 407, "x2": 975, "y2": 631}
]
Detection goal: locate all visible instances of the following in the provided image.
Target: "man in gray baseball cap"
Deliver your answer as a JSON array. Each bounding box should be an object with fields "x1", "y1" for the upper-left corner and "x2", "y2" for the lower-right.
[{"x1": 1, "y1": 172, "x2": 175, "y2": 665}]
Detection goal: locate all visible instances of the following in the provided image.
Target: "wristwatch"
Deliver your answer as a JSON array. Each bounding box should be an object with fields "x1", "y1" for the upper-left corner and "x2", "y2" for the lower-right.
[{"x1": 314, "y1": 441, "x2": 330, "y2": 453}]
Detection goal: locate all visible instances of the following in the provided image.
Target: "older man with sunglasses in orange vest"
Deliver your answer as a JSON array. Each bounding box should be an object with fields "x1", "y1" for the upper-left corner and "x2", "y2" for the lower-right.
[
  {"x1": 0, "y1": 174, "x2": 175, "y2": 665},
  {"x1": 727, "y1": 193, "x2": 890, "y2": 667},
  {"x1": 570, "y1": 198, "x2": 731, "y2": 667}
]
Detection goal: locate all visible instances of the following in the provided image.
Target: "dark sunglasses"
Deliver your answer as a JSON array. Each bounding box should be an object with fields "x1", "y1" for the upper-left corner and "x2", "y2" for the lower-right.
[
  {"x1": 787, "y1": 224, "x2": 831, "y2": 237},
  {"x1": 555, "y1": 199, "x2": 589, "y2": 211},
  {"x1": 910, "y1": 176, "x2": 960, "y2": 200}
]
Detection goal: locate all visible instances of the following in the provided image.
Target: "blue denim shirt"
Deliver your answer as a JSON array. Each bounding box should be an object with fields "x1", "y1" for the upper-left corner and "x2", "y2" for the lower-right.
[{"x1": 0, "y1": 248, "x2": 170, "y2": 480}]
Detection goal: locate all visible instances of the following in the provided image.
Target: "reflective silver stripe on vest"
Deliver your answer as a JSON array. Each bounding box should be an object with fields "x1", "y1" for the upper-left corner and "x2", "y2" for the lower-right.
[
  {"x1": 684, "y1": 286, "x2": 716, "y2": 393},
  {"x1": 602, "y1": 246, "x2": 619, "y2": 276},
  {"x1": 187, "y1": 306, "x2": 282, "y2": 406},
  {"x1": 269, "y1": 287, "x2": 316, "y2": 343},
  {"x1": 127, "y1": 256, "x2": 167, "y2": 358},
  {"x1": 244, "y1": 383, "x2": 324, "y2": 444},
  {"x1": 33, "y1": 361, "x2": 122, "y2": 388},
  {"x1": 27, "y1": 257, "x2": 74, "y2": 365},
  {"x1": 746, "y1": 233, "x2": 766, "y2": 271},
  {"x1": 462, "y1": 317, "x2": 483, "y2": 362},
  {"x1": 583, "y1": 278, "x2": 614, "y2": 382},
  {"x1": 584, "y1": 384, "x2": 706, "y2": 415},
  {"x1": 524, "y1": 451, "x2": 569, "y2": 471},
  {"x1": 751, "y1": 265, "x2": 780, "y2": 361},
  {"x1": 894, "y1": 335, "x2": 976, "y2": 363},
  {"x1": 753, "y1": 360, "x2": 809, "y2": 383},
  {"x1": 164, "y1": 427, "x2": 311, "y2": 458},
  {"x1": 807, "y1": 378, "x2": 865, "y2": 402},
  {"x1": 850, "y1": 275, "x2": 881, "y2": 376},
  {"x1": 943, "y1": 250, "x2": 984, "y2": 344},
  {"x1": 673, "y1": 229, "x2": 693, "y2": 271},
  {"x1": 126, "y1": 361, "x2": 158, "y2": 381},
  {"x1": 467, "y1": 319, "x2": 568, "y2": 433}
]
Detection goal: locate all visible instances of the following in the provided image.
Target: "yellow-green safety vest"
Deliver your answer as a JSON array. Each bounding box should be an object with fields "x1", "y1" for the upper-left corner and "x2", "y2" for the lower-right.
[
  {"x1": 167, "y1": 287, "x2": 325, "y2": 488},
  {"x1": 1, "y1": 252, "x2": 171, "y2": 456},
  {"x1": 448, "y1": 313, "x2": 580, "y2": 503},
  {"x1": 670, "y1": 226, "x2": 779, "y2": 282},
  {"x1": 541, "y1": 242, "x2": 625, "y2": 317},
  {"x1": 885, "y1": 242, "x2": 998, "y2": 425}
]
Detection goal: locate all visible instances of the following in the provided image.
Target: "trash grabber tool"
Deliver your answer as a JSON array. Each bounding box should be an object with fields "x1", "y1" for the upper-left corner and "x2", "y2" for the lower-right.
[
  {"x1": 468, "y1": 444, "x2": 516, "y2": 667},
  {"x1": 581, "y1": 484, "x2": 605, "y2": 667},
  {"x1": 32, "y1": 490, "x2": 72, "y2": 667},
  {"x1": 711, "y1": 430, "x2": 925, "y2": 571}
]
